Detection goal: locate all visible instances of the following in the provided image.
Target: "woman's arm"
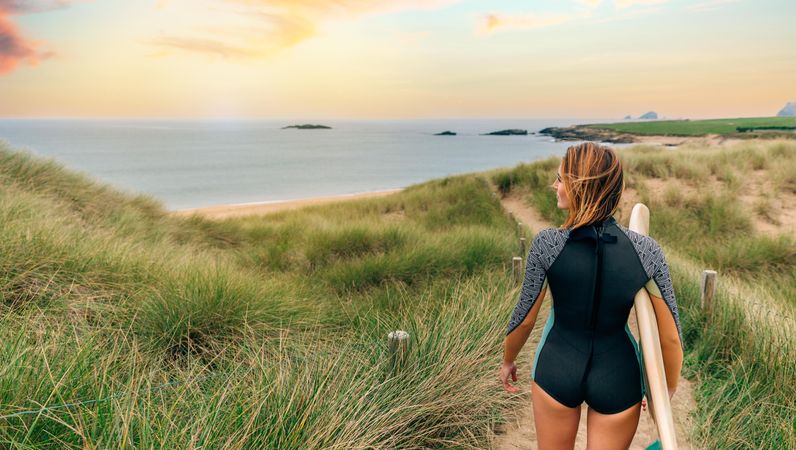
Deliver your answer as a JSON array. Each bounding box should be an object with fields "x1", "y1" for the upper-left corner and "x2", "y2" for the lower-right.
[
  {"x1": 641, "y1": 237, "x2": 684, "y2": 394},
  {"x1": 501, "y1": 229, "x2": 562, "y2": 393},
  {"x1": 645, "y1": 281, "x2": 683, "y2": 392},
  {"x1": 503, "y1": 285, "x2": 547, "y2": 364}
]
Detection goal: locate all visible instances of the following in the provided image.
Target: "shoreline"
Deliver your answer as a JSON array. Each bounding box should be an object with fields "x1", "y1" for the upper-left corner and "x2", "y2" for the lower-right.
[{"x1": 172, "y1": 188, "x2": 405, "y2": 219}]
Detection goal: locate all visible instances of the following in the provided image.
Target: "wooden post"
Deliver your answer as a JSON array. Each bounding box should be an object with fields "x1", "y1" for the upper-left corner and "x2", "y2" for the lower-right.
[
  {"x1": 388, "y1": 330, "x2": 410, "y2": 374},
  {"x1": 701, "y1": 270, "x2": 717, "y2": 314},
  {"x1": 512, "y1": 257, "x2": 523, "y2": 284},
  {"x1": 520, "y1": 237, "x2": 527, "y2": 256},
  {"x1": 517, "y1": 221, "x2": 523, "y2": 235}
]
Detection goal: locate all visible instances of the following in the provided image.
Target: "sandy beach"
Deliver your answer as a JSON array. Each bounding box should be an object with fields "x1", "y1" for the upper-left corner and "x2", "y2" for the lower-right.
[{"x1": 172, "y1": 188, "x2": 404, "y2": 219}]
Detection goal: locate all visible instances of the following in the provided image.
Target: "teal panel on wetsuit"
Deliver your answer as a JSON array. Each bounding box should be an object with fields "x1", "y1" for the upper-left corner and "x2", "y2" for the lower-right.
[
  {"x1": 625, "y1": 322, "x2": 646, "y2": 397},
  {"x1": 533, "y1": 306, "x2": 555, "y2": 380}
]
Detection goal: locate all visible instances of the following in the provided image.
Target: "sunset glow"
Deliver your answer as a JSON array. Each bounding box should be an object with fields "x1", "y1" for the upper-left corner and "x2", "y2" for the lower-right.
[{"x1": 1, "y1": 0, "x2": 793, "y2": 119}]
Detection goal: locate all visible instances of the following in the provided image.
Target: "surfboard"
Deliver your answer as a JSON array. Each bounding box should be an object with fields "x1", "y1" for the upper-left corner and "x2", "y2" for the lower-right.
[{"x1": 629, "y1": 203, "x2": 678, "y2": 450}]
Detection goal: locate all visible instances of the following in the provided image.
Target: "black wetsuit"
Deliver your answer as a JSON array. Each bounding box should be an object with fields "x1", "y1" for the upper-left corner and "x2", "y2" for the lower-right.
[{"x1": 506, "y1": 216, "x2": 682, "y2": 414}]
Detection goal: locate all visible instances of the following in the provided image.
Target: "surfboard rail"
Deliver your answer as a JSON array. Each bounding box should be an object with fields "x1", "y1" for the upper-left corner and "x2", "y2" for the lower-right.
[{"x1": 629, "y1": 203, "x2": 678, "y2": 450}]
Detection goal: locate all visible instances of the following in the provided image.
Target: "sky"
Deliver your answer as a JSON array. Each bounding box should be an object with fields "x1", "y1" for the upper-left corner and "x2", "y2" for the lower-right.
[{"x1": 0, "y1": 0, "x2": 794, "y2": 119}]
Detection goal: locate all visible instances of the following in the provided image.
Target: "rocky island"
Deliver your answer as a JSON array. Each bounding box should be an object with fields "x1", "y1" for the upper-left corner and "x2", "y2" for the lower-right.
[
  {"x1": 282, "y1": 124, "x2": 332, "y2": 130},
  {"x1": 434, "y1": 131, "x2": 457, "y2": 136},
  {"x1": 481, "y1": 129, "x2": 528, "y2": 136}
]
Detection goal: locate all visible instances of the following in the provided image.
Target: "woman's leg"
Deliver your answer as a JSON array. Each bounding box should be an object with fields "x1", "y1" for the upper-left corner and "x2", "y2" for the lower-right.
[
  {"x1": 585, "y1": 401, "x2": 641, "y2": 450},
  {"x1": 532, "y1": 381, "x2": 581, "y2": 450}
]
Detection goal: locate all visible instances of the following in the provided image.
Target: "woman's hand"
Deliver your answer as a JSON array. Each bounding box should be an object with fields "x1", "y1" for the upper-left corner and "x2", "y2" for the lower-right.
[
  {"x1": 500, "y1": 361, "x2": 520, "y2": 393},
  {"x1": 640, "y1": 388, "x2": 676, "y2": 412}
]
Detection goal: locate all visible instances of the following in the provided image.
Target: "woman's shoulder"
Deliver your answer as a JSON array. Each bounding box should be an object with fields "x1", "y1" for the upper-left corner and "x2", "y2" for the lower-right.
[
  {"x1": 528, "y1": 228, "x2": 571, "y2": 269},
  {"x1": 613, "y1": 222, "x2": 669, "y2": 277},
  {"x1": 532, "y1": 227, "x2": 571, "y2": 244},
  {"x1": 613, "y1": 221, "x2": 662, "y2": 250}
]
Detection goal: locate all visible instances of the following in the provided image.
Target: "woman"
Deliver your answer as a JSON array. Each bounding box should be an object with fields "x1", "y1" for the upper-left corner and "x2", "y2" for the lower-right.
[{"x1": 499, "y1": 142, "x2": 684, "y2": 449}]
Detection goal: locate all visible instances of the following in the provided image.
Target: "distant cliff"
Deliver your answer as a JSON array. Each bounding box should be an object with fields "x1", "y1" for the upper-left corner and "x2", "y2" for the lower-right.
[{"x1": 777, "y1": 102, "x2": 796, "y2": 117}]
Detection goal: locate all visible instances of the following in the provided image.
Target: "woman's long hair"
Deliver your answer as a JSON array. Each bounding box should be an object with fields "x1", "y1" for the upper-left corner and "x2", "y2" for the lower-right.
[{"x1": 558, "y1": 142, "x2": 624, "y2": 230}]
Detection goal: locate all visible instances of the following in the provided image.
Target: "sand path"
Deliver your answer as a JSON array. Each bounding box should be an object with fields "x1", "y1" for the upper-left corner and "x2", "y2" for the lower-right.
[{"x1": 490, "y1": 186, "x2": 697, "y2": 450}]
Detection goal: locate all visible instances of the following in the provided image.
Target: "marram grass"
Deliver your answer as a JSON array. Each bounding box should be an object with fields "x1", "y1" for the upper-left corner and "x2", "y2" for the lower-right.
[{"x1": 0, "y1": 143, "x2": 529, "y2": 448}]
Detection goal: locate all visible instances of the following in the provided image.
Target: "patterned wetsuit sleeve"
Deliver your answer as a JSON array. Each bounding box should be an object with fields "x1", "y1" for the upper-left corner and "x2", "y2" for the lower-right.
[
  {"x1": 649, "y1": 239, "x2": 684, "y2": 351},
  {"x1": 506, "y1": 231, "x2": 549, "y2": 336}
]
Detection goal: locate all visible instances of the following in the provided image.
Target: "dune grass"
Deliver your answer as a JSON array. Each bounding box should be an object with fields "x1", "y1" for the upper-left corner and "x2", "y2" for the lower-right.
[
  {"x1": 3, "y1": 136, "x2": 793, "y2": 448},
  {"x1": 491, "y1": 139, "x2": 796, "y2": 449},
  {"x1": 0, "y1": 144, "x2": 534, "y2": 448}
]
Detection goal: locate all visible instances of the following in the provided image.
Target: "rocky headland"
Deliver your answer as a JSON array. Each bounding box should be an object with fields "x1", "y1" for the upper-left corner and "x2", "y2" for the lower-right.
[{"x1": 538, "y1": 126, "x2": 636, "y2": 143}]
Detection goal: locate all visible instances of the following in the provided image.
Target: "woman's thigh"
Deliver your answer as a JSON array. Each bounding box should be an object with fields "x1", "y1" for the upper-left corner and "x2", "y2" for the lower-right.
[
  {"x1": 532, "y1": 381, "x2": 581, "y2": 450},
  {"x1": 586, "y1": 401, "x2": 641, "y2": 450}
]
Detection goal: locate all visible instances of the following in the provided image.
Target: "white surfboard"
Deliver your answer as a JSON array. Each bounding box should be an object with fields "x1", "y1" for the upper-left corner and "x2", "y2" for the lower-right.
[{"x1": 629, "y1": 203, "x2": 678, "y2": 450}]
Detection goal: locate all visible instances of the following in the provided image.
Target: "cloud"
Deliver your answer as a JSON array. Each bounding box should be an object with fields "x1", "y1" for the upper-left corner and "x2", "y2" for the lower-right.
[
  {"x1": 478, "y1": 13, "x2": 575, "y2": 34},
  {"x1": 613, "y1": 0, "x2": 669, "y2": 9},
  {"x1": 0, "y1": 12, "x2": 38, "y2": 73},
  {"x1": 687, "y1": 0, "x2": 741, "y2": 12},
  {"x1": 151, "y1": 0, "x2": 460, "y2": 59},
  {"x1": 0, "y1": 0, "x2": 75, "y2": 75},
  {"x1": 0, "y1": 0, "x2": 75, "y2": 14},
  {"x1": 151, "y1": 7, "x2": 318, "y2": 59},
  {"x1": 475, "y1": 1, "x2": 606, "y2": 35},
  {"x1": 150, "y1": 36, "x2": 256, "y2": 59}
]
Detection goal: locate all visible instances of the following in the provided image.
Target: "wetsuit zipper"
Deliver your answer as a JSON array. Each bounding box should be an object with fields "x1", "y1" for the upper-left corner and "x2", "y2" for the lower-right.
[
  {"x1": 589, "y1": 223, "x2": 605, "y2": 331},
  {"x1": 580, "y1": 223, "x2": 604, "y2": 388}
]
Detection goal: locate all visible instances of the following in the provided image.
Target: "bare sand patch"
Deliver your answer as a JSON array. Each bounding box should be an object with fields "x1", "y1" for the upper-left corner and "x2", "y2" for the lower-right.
[
  {"x1": 630, "y1": 172, "x2": 796, "y2": 237},
  {"x1": 633, "y1": 134, "x2": 744, "y2": 147}
]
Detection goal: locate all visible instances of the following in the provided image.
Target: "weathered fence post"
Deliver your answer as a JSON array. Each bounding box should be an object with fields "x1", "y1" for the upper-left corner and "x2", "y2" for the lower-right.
[
  {"x1": 520, "y1": 237, "x2": 527, "y2": 257},
  {"x1": 388, "y1": 330, "x2": 410, "y2": 374},
  {"x1": 512, "y1": 257, "x2": 523, "y2": 284},
  {"x1": 701, "y1": 270, "x2": 717, "y2": 314}
]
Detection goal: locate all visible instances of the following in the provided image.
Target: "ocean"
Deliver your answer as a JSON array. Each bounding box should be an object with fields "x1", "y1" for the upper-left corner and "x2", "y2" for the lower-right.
[{"x1": 0, "y1": 118, "x2": 607, "y2": 210}]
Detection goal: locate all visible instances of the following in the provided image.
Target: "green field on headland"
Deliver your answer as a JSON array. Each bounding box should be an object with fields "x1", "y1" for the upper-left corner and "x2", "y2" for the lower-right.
[
  {"x1": 0, "y1": 140, "x2": 793, "y2": 448},
  {"x1": 587, "y1": 116, "x2": 796, "y2": 136}
]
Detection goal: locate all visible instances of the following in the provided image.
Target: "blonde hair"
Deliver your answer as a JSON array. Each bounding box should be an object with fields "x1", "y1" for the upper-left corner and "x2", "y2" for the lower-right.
[{"x1": 558, "y1": 142, "x2": 624, "y2": 229}]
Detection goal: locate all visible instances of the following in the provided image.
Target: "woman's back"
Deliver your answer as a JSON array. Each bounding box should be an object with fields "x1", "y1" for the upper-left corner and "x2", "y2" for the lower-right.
[
  {"x1": 499, "y1": 142, "x2": 684, "y2": 449},
  {"x1": 505, "y1": 216, "x2": 682, "y2": 414}
]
